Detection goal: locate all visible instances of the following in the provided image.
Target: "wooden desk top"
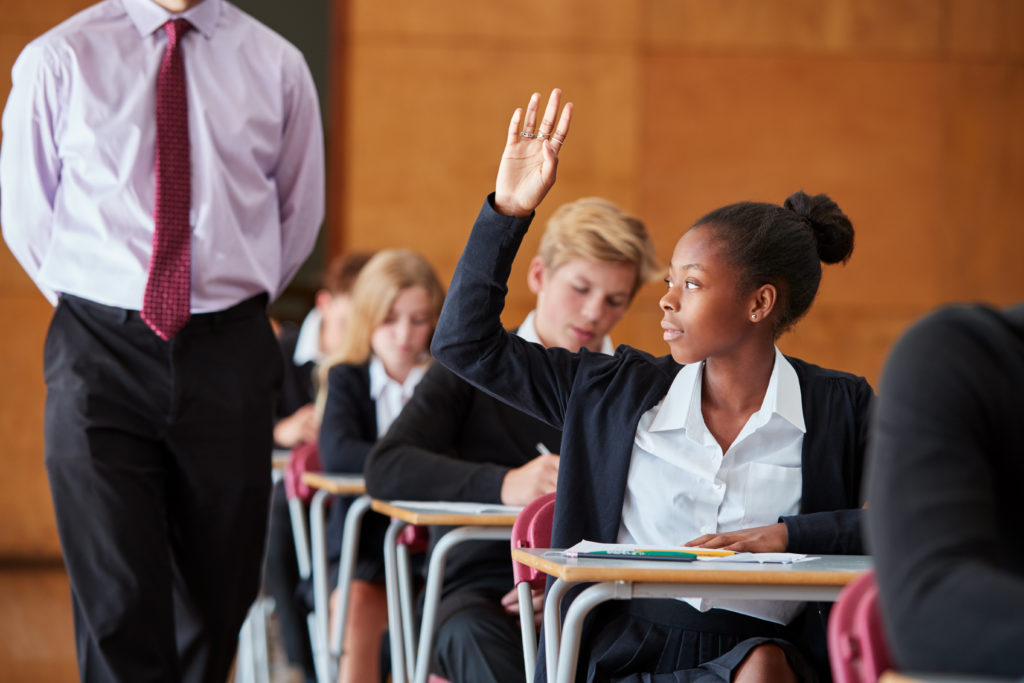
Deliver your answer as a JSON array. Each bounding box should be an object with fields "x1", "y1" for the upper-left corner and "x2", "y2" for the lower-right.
[
  {"x1": 301, "y1": 472, "x2": 366, "y2": 495},
  {"x1": 879, "y1": 672, "x2": 1019, "y2": 683},
  {"x1": 512, "y1": 548, "x2": 871, "y2": 585},
  {"x1": 370, "y1": 499, "x2": 522, "y2": 526}
]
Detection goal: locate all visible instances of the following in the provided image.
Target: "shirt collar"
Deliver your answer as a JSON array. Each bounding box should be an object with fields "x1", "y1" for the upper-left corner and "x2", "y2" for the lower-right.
[
  {"x1": 124, "y1": 0, "x2": 221, "y2": 39},
  {"x1": 518, "y1": 310, "x2": 615, "y2": 355},
  {"x1": 292, "y1": 308, "x2": 323, "y2": 366},
  {"x1": 648, "y1": 346, "x2": 805, "y2": 434},
  {"x1": 368, "y1": 356, "x2": 428, "y2": 401}
]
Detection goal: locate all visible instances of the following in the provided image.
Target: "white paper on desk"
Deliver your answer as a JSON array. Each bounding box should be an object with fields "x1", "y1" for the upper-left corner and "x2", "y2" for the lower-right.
[
  {"x1": 386, "y1": 500, "x2": 523, "y2": 515},
  {"x1": 695, "y1": 553, "x2": 816, "y2": 564},
  {"x1": 565, "y1": 540, "x2": 814, "y2": 564}
]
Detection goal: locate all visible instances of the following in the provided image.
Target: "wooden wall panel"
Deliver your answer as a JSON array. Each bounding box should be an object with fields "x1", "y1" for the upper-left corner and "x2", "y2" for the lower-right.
[
  {"x1": 944, "y1": 64, "x2": 1024, "y2": 303},
  {"x1": 338, "y1": 28, "x2": 648, "y2": 344},
  {"x1": 947, "y1": 0, "x2": 1024, "y2": 60},
  {"x1": 639, "y1": 54, "x2": 952, "y2": 379},
  {"x1": 644, "y1": 0, "x2": 944, "y2": 55}
]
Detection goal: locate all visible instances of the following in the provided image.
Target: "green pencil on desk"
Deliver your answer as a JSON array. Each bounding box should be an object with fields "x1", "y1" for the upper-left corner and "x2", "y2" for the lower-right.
[{"x1": 589, "y1": 549, "x2": 699, "y2": 559}]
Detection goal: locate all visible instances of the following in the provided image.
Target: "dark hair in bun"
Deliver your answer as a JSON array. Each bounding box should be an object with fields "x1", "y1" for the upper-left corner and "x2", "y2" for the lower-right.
[
  {"x1": 693, "y1": 191, "x2": 854, "y2": 336},
  {"x1": 783, "y1": 191, "x2": 854, "y2": 265}
]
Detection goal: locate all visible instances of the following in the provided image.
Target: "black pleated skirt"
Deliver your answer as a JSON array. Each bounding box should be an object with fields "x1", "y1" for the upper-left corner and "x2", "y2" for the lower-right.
[{"x1": 578, "y1": 599, "x2": 818, "y2": 683}]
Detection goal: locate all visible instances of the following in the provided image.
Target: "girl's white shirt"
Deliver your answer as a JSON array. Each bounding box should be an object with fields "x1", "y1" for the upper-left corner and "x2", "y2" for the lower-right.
[
  {"x1": 369, "y1": 356, "x2": 428, "y2": 437},
  {"x1": 619, "y1": 346, "x2": 806, "y2": 624}
]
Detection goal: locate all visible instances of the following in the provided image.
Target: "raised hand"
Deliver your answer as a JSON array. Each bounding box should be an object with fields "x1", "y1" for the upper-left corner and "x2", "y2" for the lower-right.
[{"x1": 494, "y1": 89, "x2": 573, "y2": 218}]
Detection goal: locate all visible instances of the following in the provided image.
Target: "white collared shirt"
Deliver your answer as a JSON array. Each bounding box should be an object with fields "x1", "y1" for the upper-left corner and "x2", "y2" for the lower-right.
[
  {"x1": 518, "y1": 310, "x2": 615, "y2": 355},
  {"x1": 368, "y1": 356, "x2": 428, "y2": 437},
  {"x1": 619, "y1": 347, "x2": 806, "y2": 624},
  {"x1": 293, "y1": 308, "x2": 324, "y2": 367}
]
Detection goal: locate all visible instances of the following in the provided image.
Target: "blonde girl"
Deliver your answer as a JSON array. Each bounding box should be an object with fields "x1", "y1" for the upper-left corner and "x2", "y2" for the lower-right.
[{"x1": 317, "y1": 248, "x2": 444, "y2": 683}]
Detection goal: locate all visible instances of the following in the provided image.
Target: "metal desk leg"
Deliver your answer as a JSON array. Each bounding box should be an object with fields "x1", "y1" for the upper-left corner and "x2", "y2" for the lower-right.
[
  {"x1": 517, "y1": 581, "x2": 537, "y2": 683},
  {"x1": 555, "y1": 582, "x2": 631, "y2": 683},
  {"x1": 309, "y1": 489, "x2": 332, "y2": 683},
  {"x1": 329, "y1": 494, "x2": 371, "y2": 682},
  {"x1": 383, "y1": 518, "x2": 410, "y2": 683},
  {"x1": 397, "y1": 541, "x2": 418, "y2": 677},
  {"x1": 412, "y1": 526, "x2": 512, "y2": 683},
  {"x1": 287, "y1": 497, "x2": 312, "y2": 580},
  {"x1": 543, "y1": 578, "x2": 572, "y2": 683}
]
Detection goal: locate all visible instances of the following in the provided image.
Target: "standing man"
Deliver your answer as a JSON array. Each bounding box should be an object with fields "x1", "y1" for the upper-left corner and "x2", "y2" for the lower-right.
[{"x1": 0, "y1": 0, "x2": 325, "y2": 680}]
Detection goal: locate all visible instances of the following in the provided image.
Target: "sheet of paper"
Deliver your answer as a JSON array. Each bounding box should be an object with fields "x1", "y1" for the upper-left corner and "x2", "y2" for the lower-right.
[
  {"x1": 386, "y1": 500, "x2": 524, "y2": 515},
  {"x1": 565, "y1": 540, "x2": 814, "y2": 564}
]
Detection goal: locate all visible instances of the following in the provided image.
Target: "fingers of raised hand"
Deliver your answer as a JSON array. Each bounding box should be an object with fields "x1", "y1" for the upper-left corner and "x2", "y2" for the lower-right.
[
  {"x1": 514, "y1": 90, "x2": 571, "y2": 151},
  {"x1": 548, "y1": 101, "x2": 572, "y2": 152},
  {"x1": 534, "y1": 89, "x2": 571, "y2": 152}
]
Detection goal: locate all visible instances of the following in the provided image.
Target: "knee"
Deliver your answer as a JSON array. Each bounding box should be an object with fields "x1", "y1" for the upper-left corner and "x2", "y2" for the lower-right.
[{"x1": 735, "y1": 644, "x2": 796, "y2": 683}]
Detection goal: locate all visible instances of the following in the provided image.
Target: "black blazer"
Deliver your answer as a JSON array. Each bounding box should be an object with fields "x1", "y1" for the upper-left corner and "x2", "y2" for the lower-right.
[
  {"x1": 432, "y1": 196, "x2": 874, "y2": 679},
  {"x1": 365, "y1": 359, "x2": 561, "y2": 593},
  {"x1": 318, "y1": 361, "x2": 388, "y2": 562}
]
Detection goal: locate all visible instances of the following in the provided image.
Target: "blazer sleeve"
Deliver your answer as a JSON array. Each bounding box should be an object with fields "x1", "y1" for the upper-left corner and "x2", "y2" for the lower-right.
[
  {"x1": 364, "y1": 362, "x2": 509, "y2": 503},
  {"x1": 431, "y1": 194, "x2": 588, "y2": 430},
  {"x1": 318, "y1": 363, "x2": 374, "y2": 474}
]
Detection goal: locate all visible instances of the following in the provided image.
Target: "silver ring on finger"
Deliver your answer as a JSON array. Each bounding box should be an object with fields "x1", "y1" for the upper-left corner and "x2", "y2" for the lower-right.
[{"x1": 520, "y1": 131, "x2": 536, "y2": 139}]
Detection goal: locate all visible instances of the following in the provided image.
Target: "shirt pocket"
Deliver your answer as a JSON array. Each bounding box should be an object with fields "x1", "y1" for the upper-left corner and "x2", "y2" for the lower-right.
[{"x1": 742, "y1": 462, "x2": 802, "y2": 528}]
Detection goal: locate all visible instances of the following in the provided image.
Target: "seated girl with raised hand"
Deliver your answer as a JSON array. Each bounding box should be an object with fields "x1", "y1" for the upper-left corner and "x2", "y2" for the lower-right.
[
  {"x1": 316, "y1": 248, "x2": 445, "y2": 683},
  {"x1": 431, "y1": 90, "x2": 872, "y2": 682}
]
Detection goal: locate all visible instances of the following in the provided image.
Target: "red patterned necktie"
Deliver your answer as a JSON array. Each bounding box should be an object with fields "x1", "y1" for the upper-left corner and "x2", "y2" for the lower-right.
[{"x1": 142, "y1": 19, "x2": 193, "y2": 340}]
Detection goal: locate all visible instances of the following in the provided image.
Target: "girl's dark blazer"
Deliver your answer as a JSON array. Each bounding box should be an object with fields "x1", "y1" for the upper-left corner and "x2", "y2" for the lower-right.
[
  {"x1": 432, "y1": 196, "x2": 874, "y2": 678},
  {"x1": 318, "y1": 361, "x2": 378, "y2": 560}
]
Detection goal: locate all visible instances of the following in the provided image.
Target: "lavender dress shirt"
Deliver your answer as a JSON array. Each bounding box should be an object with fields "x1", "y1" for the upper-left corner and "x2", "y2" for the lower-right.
[{"x1": 0, "y1": 0, "x2": 325, "y2": 311}]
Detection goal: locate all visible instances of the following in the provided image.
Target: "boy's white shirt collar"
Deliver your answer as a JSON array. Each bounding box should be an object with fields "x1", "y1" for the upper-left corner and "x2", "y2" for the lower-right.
[
  {"x1": 293, "y1": 308, "x2": 323, "y2": 366},
  {"x1": 518, "y1": 310, "x2": 615, "y2": 355},
  {"x1": 647, "y1": 346, "x2": 805, "y2": 436}
]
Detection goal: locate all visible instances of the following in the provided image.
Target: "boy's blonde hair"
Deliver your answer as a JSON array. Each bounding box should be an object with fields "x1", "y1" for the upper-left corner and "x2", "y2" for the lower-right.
[
  {"x1": 317, "y1": 249, "x2": 445, "y2": 402},
  {"x1": 538, "y1": 197, "x2": 660, "y2": 297}
]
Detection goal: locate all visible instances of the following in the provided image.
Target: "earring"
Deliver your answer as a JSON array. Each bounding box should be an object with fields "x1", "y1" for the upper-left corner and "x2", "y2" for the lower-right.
[{"x1": 751, "y1": 314, "x2": 757, "y2": 321}]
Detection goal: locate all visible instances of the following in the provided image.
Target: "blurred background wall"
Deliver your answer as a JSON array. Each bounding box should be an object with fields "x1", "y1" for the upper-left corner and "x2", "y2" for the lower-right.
[{"x1": 1, "y1": 0, "x2": 1023, "y2": 677}]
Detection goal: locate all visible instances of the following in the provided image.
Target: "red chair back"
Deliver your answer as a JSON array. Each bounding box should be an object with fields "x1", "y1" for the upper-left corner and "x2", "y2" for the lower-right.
[
  {"x1": 828, "y1": 570, "x2": 893, "y2": 683},
  {"x1": 511, "y1": 492, "x2": 556, "y2": 588},
  {"x1": 283, "y1": 441, "x2": 322, "y2": 504},
  {"x1": 397, "y1": 521, "x2": 430, "y2": 554}
]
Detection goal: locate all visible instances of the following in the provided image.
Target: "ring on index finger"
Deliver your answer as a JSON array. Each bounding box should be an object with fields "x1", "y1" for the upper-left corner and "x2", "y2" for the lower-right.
[{"x1": 520, "y1": 131, "x2": 537, "y2": 138}]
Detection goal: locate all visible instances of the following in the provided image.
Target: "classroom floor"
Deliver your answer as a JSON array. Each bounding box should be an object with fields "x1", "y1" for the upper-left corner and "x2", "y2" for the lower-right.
[{"x1": 0, "y1": 562, "x2": 300, "y2": 683}]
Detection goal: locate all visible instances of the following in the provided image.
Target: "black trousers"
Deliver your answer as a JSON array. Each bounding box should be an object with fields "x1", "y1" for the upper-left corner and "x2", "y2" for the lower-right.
[
  {"x1": 433, "y1": 583, "x2": 526, "y2": 683},
  {"x1": 43, "y1": 294, "x2": 282, "y2": 683}
]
